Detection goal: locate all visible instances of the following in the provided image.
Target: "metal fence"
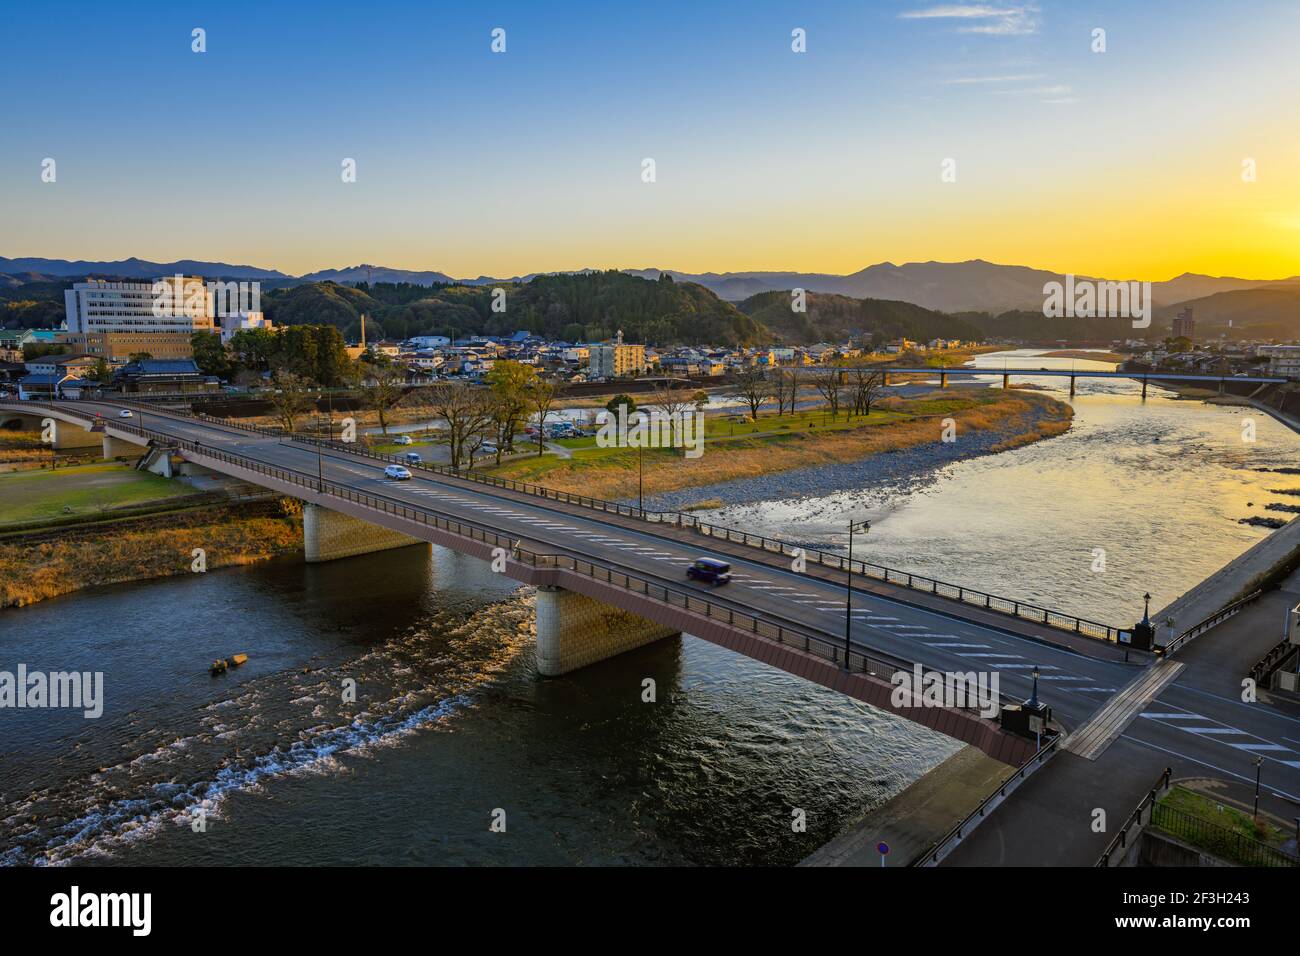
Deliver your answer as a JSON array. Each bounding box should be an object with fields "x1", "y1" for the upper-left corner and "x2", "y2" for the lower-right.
[{"x1": 1151, "y1": 803, "x2": 1299, "y2": 868}]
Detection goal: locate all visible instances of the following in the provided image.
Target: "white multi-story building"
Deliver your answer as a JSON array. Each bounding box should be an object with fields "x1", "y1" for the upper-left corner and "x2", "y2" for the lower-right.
[
  {"x1": 64, "y1": 277, "x2": 216, "y2": 335},
  {"x1": 1259, "y1": 345, "x2": 1300, "y2": 379},
  {"x1": 219, "y1": 311, "x2": 273, "y2": 343},
  {"x1": 407, "y1": 335, "x2": 451, "y2": 349}
]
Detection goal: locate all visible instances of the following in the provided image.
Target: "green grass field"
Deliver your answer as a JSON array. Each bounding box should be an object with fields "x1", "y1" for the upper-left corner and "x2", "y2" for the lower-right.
[
  {"x1": 0, "y1": 463, "x2": 194, "y2": 524},
  {"x1": 1158, "y1": 786, "x2": 1291, "y2": 848}
]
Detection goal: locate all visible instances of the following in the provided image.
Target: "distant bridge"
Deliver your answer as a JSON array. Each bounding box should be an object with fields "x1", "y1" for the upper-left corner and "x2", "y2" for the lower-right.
[{"x1": 873, "y1": 366, "x2": 1289, "y2": 397}]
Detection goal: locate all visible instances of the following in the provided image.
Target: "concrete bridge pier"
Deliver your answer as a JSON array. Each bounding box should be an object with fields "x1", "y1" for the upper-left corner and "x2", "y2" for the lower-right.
[
  {"x1": 1141, "y1": 377, "x2": 1148, "y2": 400},
  {"x1": 534, "y1": 586, "x2": 679, "y2": 676},
  {"x1": 0, "y1": 413, "x2": 102, "y2": 450},
  {"x1": 1002, "y1": 373, "x2": 1010, "y2": 389},
  {"x1": 103, "y1": 434, "x2": 143, "y2": 458},
  {"x1": 303, "y1": 503, "x2": 428, "y2": 563},
  {"x1": 939, "y1": 371, "x2": 948, "y2": 388},
  {"x1": 1068, "y1": 375, "x2": 1076, "y2": 397}
]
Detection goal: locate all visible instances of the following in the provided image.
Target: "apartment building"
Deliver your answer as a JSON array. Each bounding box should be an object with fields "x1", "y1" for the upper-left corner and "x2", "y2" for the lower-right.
[
  {"x1": 63, "y1": 277, "x2": 216, "y2": 335},
  {"x1": 588, "y1": 331, "x2": 646, "y2": 379}
]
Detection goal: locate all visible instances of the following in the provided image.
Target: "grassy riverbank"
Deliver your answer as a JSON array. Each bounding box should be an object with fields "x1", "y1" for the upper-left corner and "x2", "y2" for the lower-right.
[
  {"x1": 0, "y1": 499, "x2": 303, "y2": 609},
  {"x1": 483, "y1": 388, "x2": 1073, "y2": 501},
  {"x1": 0, "y1": 462, "x2": 196, "y2": 523}
]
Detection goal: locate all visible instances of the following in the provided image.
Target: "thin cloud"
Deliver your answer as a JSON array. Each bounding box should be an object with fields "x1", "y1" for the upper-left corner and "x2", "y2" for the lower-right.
[
  {"x1": 900, "y1": 4, "x2": 1040, "y2": 36},
  {"x1": 943, "y1": 73, "x2": 1043, "y2": 85},
  {"x1": 989, "y1": 84, "x2": 1073, "y2": 97}
]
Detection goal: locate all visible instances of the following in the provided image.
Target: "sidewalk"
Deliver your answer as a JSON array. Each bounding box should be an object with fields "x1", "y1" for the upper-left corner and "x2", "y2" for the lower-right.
[{"x1": 800, "y1": 746, "x2": 1009, "y2": 867}]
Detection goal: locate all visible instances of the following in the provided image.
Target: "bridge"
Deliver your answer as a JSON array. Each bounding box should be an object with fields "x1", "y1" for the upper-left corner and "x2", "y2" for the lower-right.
[
  {"x1": 874, "y1": 366, "x2": 1289, "y2": 398},
  {"x1": 2, "y1": 398, "x2": 1160, "y2": 769}
]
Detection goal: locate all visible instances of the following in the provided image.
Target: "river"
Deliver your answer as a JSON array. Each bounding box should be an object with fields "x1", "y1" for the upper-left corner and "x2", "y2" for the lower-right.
[{"x1": 1, "y1": 350, "x2": 1295, "y2": 865}]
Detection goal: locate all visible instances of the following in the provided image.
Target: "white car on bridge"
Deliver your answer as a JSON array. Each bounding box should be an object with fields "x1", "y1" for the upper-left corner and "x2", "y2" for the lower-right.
[
  {"x1": 383, "y1": 464, "x2": 412, "y2": 480},
  {"x1": 118, "y1": 409, "x2": 133, "y2": 418}
]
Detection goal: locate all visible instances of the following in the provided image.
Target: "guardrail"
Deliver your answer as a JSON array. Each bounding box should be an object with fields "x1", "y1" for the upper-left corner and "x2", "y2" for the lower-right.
[
  {"x1": 28, "y1": 398, "x2": 1126, "y2": 645},
  {"x1": 1161, "y1": 589, "x2": 1264, "y2": 657},
  {"x1": 16, "y1": 400, "x2": 1013, "y2": 725},
  {"x1": 1249, "y1": 637, "x2": 1295, "y2": 686},
  {"x1": 290, "y1": 432, "x2": 1126, "y2": 644},
  {"x1": 1096, "y1": 768, "x2": 1172, "y2": 867},
  {"x1": 911, "y1": 733, "x2": 1061, "y2": 866}
]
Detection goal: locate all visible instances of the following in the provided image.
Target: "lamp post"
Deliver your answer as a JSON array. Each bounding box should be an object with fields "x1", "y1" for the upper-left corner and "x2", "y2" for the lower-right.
[
  {"x1": 1254, "y1": 756, "x2": 1264, "y2": 818},
  {"x1": 637, "y1": 442, "x2": 644, "y2": 515},
  {"x1": 843, "y1": 519, "x2": 870, "y2": 668}
]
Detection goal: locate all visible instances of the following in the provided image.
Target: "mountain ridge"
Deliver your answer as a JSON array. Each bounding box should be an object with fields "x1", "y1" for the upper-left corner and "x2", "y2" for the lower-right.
[{"x1": 4, "y1": 255, "x2": 1299, "y2": 317}]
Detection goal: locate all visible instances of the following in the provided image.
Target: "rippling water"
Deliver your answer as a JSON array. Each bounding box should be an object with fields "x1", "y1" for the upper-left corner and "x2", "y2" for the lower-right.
[
  {"x1": 0, "y1": 550, "x2": 945, "y2": 866},
  {"x1": 1, "y1": 350, "x2": 1294, "y2": 865},
  {"x1": 704, "y1": 351, "x2": 1298, "y2": 623}
]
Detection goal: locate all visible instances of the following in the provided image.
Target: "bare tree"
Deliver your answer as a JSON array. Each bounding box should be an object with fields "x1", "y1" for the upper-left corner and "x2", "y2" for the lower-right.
[
  {"x1": 352, "y1": 361, "x2": 407, "y2": 435},
  {"x1": 846, "y1": 362, "x2": 886, "y2": 417},
  {"x1": 775, "y1": 368, "x2": 801, "y2": 417},
  {"x1": 731, "y1": 367, "x2": 773, "y2": 421},
  {"x1": 268, "y1": 369, "x2": 315, "y2": 433},
  {"x1": 650, "y1": 381, "x2": 694, "y2": 452},
  {"x1": 528, "y1": 377, "x2": 563, "y2": 456},
  {"x1": 812, "y1": 365, "x2": 845, "y2": 420},
  {"x1": 426, "y1": 382, "x2": 494, "y2": 469}
]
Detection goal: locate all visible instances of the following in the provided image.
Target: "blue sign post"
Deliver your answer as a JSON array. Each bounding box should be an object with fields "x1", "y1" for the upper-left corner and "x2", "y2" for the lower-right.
[{"x1": 877, "y1": 841, "x2": 890, "y2": 868}]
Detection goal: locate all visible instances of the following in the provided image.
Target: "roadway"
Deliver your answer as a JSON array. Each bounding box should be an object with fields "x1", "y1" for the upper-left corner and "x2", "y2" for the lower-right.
[{"x1": 41, "y1": 399, "x2": 1300, "y2": 816}]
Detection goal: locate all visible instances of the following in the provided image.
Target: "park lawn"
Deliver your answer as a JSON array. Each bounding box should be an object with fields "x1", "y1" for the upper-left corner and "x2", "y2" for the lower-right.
[
  {"x1": 0, "y1": 463, "x2": 194, "y2": 524},
  {"x1": 482, "y1": 389, "x2": 1065, "y2": 500}
]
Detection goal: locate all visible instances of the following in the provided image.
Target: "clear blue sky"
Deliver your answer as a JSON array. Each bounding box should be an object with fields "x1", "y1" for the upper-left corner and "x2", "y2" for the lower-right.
[{"x1": 4, "y1": 1, "x2": 1299, "y2": 279}]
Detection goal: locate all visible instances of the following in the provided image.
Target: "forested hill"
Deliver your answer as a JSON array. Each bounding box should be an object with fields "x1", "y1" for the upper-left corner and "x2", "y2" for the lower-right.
[
  {"x1": 738, "y1": 290, "x2": 984, "y2": 345},
  {"x1": 261, "y1": 271, "x2": 767, "y2": 346}
]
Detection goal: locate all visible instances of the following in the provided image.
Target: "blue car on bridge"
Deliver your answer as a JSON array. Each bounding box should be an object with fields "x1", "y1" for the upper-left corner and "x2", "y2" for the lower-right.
[{"x1": 687, "y1": 558, "x2": 731, "y2": 586}]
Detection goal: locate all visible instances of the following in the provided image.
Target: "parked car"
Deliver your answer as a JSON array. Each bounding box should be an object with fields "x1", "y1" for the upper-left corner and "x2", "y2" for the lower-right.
[
  {"x1": 403, "y1": 452, "x2": 422, "y2": 464},
  {"x1": 383, "y1": 464, "x2": 412, "y2": 480},
  {"x1": 393, "y1": 435, "x2": 414, "y2": 445},
  {"x1": 686, "y1": 558, "x2": 731, "y2": 586},
  {"x1": 482, "y1": 443, "x2": 499, "y2": 455},
  {"x1": 118, "y1": 409, "x2": 134, "y2": 418}
]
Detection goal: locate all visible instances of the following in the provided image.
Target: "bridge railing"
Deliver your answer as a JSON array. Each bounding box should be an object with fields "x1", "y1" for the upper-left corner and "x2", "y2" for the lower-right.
[
  {"x1": 912, "y1": 732, "x2": 1062, "y2": 867},
  {"x1": 1161, "y1": 589, "x2": 1263, "y2": 657},
  {"x1": 283, "y1": 432, "x2": 1126, "y2": 644},
  {"x1": 34, "y1": 398, "x2": 1124, "y2": 646},
  {"x1": 21, "y1": 400, "x2": 1017, "y2": 726}
]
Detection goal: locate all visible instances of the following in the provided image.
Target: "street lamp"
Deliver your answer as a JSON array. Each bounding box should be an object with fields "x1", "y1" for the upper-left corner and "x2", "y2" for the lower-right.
[
  {"x1": 1254, "y1": 756, "x2": 1264, "y2": 818},
  {"x1": 843, "y1": 519, "x2": 870, "y2": 668},
  {"x1": 1029, "y1": 666, "x2": 1041, "y2": 708},
  {"x1": 637, "y1": 442, "x2": 644, "y2": 515}
]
